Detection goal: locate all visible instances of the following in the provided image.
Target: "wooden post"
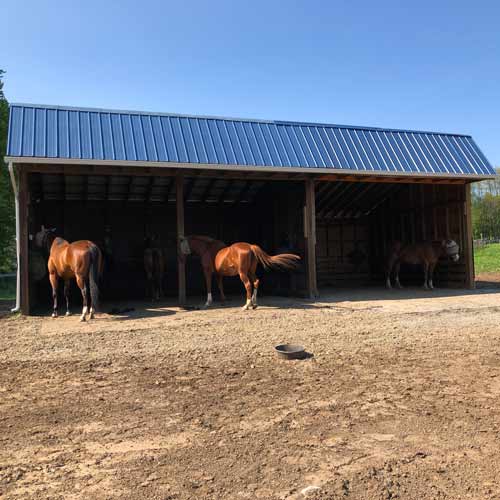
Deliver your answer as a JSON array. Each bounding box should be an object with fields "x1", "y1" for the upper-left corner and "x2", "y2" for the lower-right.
[
  {"x1": 463, "y1": 183, "x2": 475, "y2": 289},
  {"x1": 18, "y1": 168, "x2": 30, "y2": 315},
  {"x1": 304, "y1": 178, "x2": 318, "y2": 299},
  {"x1": 176, "y1": 174, "x2": 186, "y2": 305}
]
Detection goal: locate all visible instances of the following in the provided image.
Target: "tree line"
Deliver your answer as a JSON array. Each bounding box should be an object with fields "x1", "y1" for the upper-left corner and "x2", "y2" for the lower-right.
[
  {"x1": 472, "y1": 171, "x2": 500, "y2": 240},
  {"x1": 0, "y1": 69, "x2": 15, "y2": 273}
]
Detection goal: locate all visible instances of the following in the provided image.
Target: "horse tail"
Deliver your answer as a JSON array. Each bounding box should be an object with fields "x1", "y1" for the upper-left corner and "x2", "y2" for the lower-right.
[
  {"x1": 250, "y1": 245, "x2": 301, "y2": 271},
  {"x1": 88, "y1": 244, "x2": 101, "y2": 311}
]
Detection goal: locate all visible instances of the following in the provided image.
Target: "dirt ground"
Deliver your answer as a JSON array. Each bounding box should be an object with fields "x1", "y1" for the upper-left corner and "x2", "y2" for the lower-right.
[{"x1": 1, "y1": 285, "x2": 500, "y2": 500}]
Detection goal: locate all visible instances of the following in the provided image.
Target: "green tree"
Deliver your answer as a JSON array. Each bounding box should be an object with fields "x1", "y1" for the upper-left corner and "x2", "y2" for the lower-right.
[{"x1": 0, "y1": 69, "x2": 15, "y2": 272}]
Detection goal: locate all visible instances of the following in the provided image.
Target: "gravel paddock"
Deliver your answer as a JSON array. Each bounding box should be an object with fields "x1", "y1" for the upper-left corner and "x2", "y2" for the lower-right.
[{"x1": 1, "y1": 288, "x2": 500, "y2": 499}]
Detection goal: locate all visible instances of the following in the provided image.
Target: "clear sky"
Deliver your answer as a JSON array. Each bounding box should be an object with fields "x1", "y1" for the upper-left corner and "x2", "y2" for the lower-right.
[{"x1": 2, "y1": 0, "x2": 499, "y2": 165}]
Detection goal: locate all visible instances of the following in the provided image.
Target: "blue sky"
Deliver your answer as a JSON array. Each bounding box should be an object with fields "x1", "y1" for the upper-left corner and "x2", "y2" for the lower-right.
[{"x1": 2, "y1": 0, "x2": 499, "y2": 165}]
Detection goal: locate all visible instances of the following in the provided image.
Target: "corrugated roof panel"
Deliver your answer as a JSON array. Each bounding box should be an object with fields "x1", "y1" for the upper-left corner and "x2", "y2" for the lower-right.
[{"x1": 6, "y1": 103, "x2": 495, "y2": 177}]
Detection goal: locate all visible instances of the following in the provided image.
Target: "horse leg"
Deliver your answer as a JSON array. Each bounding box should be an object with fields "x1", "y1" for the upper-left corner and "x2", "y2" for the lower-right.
[
  {"x1": 64, "y1": 280, "x2": 71, "y2": 316},
  {"x1": 385, "y1": 257, "x2": 394, "y2": 289},
  {"x1": 428, "y1": 262, "x2": 436, "y2": 289},
  {"x1": 394, "y1": 261, "x2": 403, "y2": 289},
  {"x1": 49, "y1": 271, "x2": 59, "y2": 318},
  {"x1": 216, "y1": 274, "x2": 226, "y2": 303},
  {"x1": 239, "y1": 272, "x2": 253, "y2": 310},
  {"x1": 249, "y1": 264, "x2": 259, "y2": 309},
  {"x1": 204, "y1": 268, "x2": 213, "y2": 308},
  {"x1": 76, "y1": 274, "x2": 88, "y2": 322},
  {"x1": 422, "y1": 262, "x2": 430, "y2": 289}
]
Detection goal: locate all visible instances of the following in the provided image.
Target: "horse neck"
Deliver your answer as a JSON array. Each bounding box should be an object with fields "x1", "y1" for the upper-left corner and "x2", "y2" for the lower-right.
[
  {"x1": 188, "y1": 236, "x2": 209, "y2": 257},
  {"x1": 49, "y1": 236, "x2": 68, "y2": 254}
]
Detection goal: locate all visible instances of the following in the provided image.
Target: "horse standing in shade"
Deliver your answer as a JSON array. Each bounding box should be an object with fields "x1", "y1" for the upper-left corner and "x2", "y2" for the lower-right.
[
  {"x1": 35, "y1": 226, "x2": 103, "y2": 321},
  {"x1": 179, "y1": 235, "x2": 301, "y2": 310},
  {"x1": 385, "y1": 239, "x2": 460, "y2": 290},
  {"x1": 144, "y1": 235, "x2": 166, "y2": 301}
]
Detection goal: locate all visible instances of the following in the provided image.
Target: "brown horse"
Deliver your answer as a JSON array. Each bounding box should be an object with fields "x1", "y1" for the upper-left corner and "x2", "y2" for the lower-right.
[
  {"x1": 179, "y1": 235, "x2": 300, "y2": 310},
  {"x1": 386, "y1": 239, "x2": 460, "y2": 290},
  {"x1": 35, "y1": 226, "x2": 103, "y2": 321},
  {"x1": 144, "y1": 235, "x2": 166, "y2": 301}
]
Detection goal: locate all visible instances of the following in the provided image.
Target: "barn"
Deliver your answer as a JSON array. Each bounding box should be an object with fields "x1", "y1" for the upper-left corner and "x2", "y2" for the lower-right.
[{"x1": 5, "y1": 103, "x2": 496, "y2": 314}]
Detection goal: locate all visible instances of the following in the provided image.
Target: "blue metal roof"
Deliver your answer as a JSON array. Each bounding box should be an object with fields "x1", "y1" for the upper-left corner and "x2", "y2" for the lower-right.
[{"x1": 6, "y1": 103, "x2": 495, "y2": 177}]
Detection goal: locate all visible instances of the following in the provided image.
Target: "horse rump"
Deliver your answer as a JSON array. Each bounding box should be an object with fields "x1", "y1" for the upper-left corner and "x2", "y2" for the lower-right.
[{"x1": 250, "y1": 245, "x2": 301, "y2": 271}]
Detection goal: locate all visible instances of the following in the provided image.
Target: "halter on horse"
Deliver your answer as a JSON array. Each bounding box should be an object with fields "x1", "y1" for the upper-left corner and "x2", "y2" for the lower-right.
[
  {"x1": 180, "y1": 235, "x2": 301, "y2": 310},
  {"x1": 386, "y1": 239, "x2": 460, "y2": 290},
  {"x1": 35, "y1": 226, "x2": 103, "y2": 321}
]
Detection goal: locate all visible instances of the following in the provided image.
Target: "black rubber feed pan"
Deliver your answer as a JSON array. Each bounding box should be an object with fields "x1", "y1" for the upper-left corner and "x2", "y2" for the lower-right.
[{"x1": 275, "y1": 344, "x2": 306, "y2": 360}]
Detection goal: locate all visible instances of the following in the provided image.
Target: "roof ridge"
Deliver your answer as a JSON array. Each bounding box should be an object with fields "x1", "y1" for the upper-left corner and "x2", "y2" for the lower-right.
[{"x1": 9, "y1": 102, "x2": 472, "y2": 138}]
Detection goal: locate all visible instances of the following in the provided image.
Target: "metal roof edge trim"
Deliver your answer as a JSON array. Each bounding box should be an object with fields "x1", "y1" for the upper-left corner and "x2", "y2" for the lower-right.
[
  {"x1": 5, "y1": 156, "x2": 496, "y2": 181},
  {"x1": 9, "y1": 102, "x2": 473, "y2": 138}
]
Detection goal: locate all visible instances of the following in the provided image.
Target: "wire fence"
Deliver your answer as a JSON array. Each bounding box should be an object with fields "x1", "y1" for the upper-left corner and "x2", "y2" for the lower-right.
[{"x1": 473, "y1": 238, "x2": 500, "y2": 249}]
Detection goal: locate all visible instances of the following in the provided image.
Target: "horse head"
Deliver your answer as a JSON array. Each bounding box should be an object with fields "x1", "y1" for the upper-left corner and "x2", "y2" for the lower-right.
[
  {"x1": 35, "y1": 225, "x2": 57, "y2": 250},
  {"x1": 179, "y1": 236, "x2": 191, "y2": 261},
  {"x1": 442, "y1": 239, "x2": 460, "y2": 262}
]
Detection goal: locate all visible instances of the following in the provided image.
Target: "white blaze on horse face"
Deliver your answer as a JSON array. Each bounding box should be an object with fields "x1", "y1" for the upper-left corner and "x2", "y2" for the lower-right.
[{"x1": 180, "y1": 238, "x2": 191, "y2": 255}]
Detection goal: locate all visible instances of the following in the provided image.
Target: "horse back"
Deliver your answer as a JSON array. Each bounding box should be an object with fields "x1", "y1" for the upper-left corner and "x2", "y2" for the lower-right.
[
  {"x1": 50, "y1": 240, "x2": 101, "y2": 277},
  {"x1": 392, "y1": 241, "x2": 441, "y2": 265}
]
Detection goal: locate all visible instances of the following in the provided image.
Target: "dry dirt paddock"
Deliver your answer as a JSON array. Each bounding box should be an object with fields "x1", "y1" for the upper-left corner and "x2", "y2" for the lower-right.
[{"x1": 1, "y1": 287, "x2": 500, "y2": 500}]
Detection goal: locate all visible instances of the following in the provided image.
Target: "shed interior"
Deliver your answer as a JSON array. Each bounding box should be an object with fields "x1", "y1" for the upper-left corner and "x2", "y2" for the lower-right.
[{"x1": 26, "y1": 169, "x2": 470, "y2": 309}]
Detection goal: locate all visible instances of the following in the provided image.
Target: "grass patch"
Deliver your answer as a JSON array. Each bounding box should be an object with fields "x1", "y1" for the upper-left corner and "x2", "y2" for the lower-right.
[
  {"x1": 474, "y1": 243, "x2": 500, "y2": 274},
  {"x1": 0, "y1": 277, "x2": 16, "y2": 301}
]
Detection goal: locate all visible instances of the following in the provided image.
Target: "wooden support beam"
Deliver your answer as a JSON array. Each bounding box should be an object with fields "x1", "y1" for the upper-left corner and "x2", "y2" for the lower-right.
[
  {"x1": 19, "y1": 168, "x2": 30, "y2": 315},
  {"x1": 176, "y1": 175, "x2": 186, "y2": 305},
  {"x1": 24, "y1": 163, "x2": 309, "y2": 182},
  {"x1": 304, "y1": 178, "x2": 318, "y2": 299},
  {"x1": 316, "y1": 174, "x2": 467, "y2": 185},
  {"x1": 463, "y1": 184, "x2": 474, "y2": 289}
]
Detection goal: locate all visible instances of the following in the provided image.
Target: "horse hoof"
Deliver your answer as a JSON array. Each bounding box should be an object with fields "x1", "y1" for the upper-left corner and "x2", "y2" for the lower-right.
[
  {"x1": 79, "y1": 316, "x2": 86, "y2": 322},
  {"x1": 51, "y1": 313, "x2": 57, "y2": 318},
  {"x1": 65, "y1": 311, "x2": 71, "y2": 317},
  {"x1": 252, "y1": 304, "x2": 258, "y2": 310}
]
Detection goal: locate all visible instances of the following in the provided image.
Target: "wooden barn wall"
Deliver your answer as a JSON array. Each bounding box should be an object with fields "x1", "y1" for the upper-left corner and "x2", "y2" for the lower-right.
[
  {"x1": 316, "y1": 183, "x2": 470, "y2": 288},
  {"x1": 316, "y1": 220, "x2": 371, "y2": 287},
  {"x1": 27, "y1": 179, "x2": 308, "y2": 308}
]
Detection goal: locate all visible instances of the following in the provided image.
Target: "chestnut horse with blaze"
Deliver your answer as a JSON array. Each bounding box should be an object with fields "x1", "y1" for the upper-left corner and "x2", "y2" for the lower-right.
[
  {"x1": 35, "y1": 226, "x2": 103, "y2": 321},
  {"x1": 179, "y1": 235, "x2": 300, "y2": 310}
]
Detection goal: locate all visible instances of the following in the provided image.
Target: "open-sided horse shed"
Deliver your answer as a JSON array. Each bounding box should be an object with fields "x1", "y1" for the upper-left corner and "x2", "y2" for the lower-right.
[{"x1": 5, "y1": 103, "x2": 496, "y2": 314}]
